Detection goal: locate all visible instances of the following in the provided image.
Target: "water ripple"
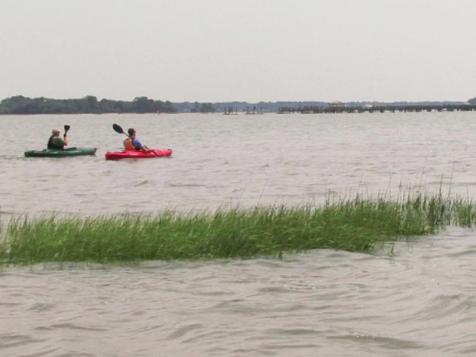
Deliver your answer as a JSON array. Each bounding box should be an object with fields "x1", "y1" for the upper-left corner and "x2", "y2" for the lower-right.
[{"x1": 2, "y1": 114, "x2": 476, "y2": 355}]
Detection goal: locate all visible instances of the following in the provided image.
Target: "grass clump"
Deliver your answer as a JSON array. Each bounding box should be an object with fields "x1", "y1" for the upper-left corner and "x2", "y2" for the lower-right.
[{"x1": 1, "y1": 194, "x2": 475, "y2": 265}]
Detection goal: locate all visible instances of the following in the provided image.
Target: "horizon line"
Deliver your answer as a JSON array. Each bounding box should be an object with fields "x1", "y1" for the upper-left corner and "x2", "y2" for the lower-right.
[{"x1": 0, "y1": 95, "x2": 473, "y2": 104}]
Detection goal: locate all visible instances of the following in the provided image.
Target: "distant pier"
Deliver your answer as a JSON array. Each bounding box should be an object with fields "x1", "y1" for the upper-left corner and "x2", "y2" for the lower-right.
[{"x1": 278, "y1": 103, "x2": 476, "y2": 114}]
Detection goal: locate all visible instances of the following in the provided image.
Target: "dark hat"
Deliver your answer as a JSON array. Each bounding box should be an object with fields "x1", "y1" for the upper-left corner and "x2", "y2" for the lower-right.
[{"x1": 127, "y1": 128, "x2": 136, "y2": 136}]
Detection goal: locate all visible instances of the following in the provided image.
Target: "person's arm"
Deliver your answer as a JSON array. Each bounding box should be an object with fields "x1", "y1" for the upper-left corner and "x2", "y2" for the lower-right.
[
  {"x1": 63, "y1": 133, "x2": 69, "y2": 146},
  {"x1": 139, "y1": 141, "x2": 150, "y2": 151},
  {"x1": 133, "y1": 139, "x2": 148, "y2": 150}
]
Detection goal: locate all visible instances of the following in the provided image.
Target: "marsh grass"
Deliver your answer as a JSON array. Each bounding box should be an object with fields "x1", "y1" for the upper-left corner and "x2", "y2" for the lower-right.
[{"x1": 1, "y1": 194, "x2": 475, "y2": 264}]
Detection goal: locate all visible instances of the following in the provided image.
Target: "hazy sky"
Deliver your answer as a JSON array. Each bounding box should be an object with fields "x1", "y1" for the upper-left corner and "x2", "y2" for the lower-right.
[{"x1": 1, "y1": 0, "x2": 475, "y2": 102}]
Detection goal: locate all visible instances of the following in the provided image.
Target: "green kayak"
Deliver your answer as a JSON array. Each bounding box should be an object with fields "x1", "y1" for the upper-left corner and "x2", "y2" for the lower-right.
[{"x1": 24, "y1": 147, "x2": 97, "y2": 158}]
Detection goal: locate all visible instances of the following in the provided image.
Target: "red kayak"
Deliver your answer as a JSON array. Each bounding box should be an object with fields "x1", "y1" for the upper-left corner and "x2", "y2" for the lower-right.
[{"x1": 105, "y1": 149, "x2": 173, "y2": 160}]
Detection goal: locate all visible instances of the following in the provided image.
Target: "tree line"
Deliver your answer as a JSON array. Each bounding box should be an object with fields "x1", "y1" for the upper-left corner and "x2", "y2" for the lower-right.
[
  {"x1": 2, "y1": 95, "x2": 475, "y2": 114},
  {"x1": 0, "y1": 96, "x2": 177, "y2": 114}
]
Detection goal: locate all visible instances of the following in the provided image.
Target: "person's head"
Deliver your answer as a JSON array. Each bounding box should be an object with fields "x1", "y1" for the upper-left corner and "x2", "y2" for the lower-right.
[
  {"x1": 127, "y1": 128, "x2": 136, "y2": 138},
  {"x1": 52, "y1": 129, "x2": 60, "y2": 137}
]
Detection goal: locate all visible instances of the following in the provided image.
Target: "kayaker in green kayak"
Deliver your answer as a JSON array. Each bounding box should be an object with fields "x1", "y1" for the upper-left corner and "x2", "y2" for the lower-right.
[{"x1": 47, "y1": 128, "x2": 69, "y2": 150}]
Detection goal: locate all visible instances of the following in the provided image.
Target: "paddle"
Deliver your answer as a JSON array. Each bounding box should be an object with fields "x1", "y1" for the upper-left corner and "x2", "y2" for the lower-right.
[
  {"x1": 113, "y1": 123, "x2": 128, "y2": 137},
  {"x1": 62, "y1": 124, "x2": 71, "y2": 147},
  {"x1": 112, "y1": 123, "x2": 154, "y2": 153}
]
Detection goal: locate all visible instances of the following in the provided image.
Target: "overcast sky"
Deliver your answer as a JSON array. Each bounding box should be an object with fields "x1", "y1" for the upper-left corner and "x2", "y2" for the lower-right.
[{"x1": 1, "y1": 0, "x2": 475, "y2": 102}]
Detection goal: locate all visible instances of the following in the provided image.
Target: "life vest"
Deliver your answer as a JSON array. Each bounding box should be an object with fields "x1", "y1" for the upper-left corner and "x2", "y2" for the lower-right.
[
  {"x1": 123, "y1": 137, "x2": 136, "y2": 150},
  {"x1": 47, "y1": 135, "x2": 64, "y2": 150}
]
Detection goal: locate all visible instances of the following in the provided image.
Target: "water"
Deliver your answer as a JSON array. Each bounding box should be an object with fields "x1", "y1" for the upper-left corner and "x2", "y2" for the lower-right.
[
  {"x1": 3, "y1": 112, "x2": 476, "y2": 216},
  {"x1": 2, "y1": 112, "x2": 476, "y2": 356}
]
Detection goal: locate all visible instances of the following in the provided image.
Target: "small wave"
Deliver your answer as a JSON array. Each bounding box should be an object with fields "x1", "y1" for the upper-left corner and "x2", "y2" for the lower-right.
[
  {"x1": 0, "y1": 333, "x2": 44, "y2": 348},
  {"x1": 134, "y1": 180, "x2": 150, "y2": 186},
  {"x1": 27, "y1": 302, "x2": 55, "y2": 312},
  {"x1": 49, "y1": 323, "x2": 107, "y2": 332},
  {"x1": 168, "y1": 183, "x2": 207, "y2": 188},
  {"x1": 167, "y1": 323, "x2": 203, "y2": 340},
  {"x1": 329, "y1": 333, "x2": 425, "y2": 350},
  {"x1": 411, "y1": 294, "x2": 476, "y2": 322}
]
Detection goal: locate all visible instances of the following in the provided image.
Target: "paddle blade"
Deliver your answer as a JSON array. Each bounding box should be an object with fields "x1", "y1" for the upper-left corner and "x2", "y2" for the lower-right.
[
  {"x1": 64, "y1": 125, "x2": 70, "y2": 133},
  {"x1": 113, "y1": 123, "x2": 125, "y2": 135}
]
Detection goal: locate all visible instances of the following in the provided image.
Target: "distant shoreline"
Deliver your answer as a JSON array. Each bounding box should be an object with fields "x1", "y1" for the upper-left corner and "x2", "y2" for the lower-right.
[{"x1": 0, "y1": 95, "x2": 475, "y2": 115}]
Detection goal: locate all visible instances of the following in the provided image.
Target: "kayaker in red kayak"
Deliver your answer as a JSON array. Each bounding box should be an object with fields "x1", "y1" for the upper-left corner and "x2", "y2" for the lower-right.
[
  {"x1": 47, "y1": 128, "x2": 69, "y2": 150},
  {"x1": 123, "y1": 128, "x2": 150, "y2": 151}
]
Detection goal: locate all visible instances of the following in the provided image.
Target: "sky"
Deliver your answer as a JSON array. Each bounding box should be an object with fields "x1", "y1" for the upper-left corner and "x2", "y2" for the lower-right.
[{"x1": 1, "y1": 0, "x2": 475, "y2": 102}]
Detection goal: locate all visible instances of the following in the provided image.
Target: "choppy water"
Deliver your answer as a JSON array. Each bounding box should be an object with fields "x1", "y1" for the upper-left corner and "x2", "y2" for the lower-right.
[
  {"x1": 2, "y1": 230, "x2": 476, "y2": 356},
  {"x1": 2, "y1": 112, "x2": 476, "y2": 356}
]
